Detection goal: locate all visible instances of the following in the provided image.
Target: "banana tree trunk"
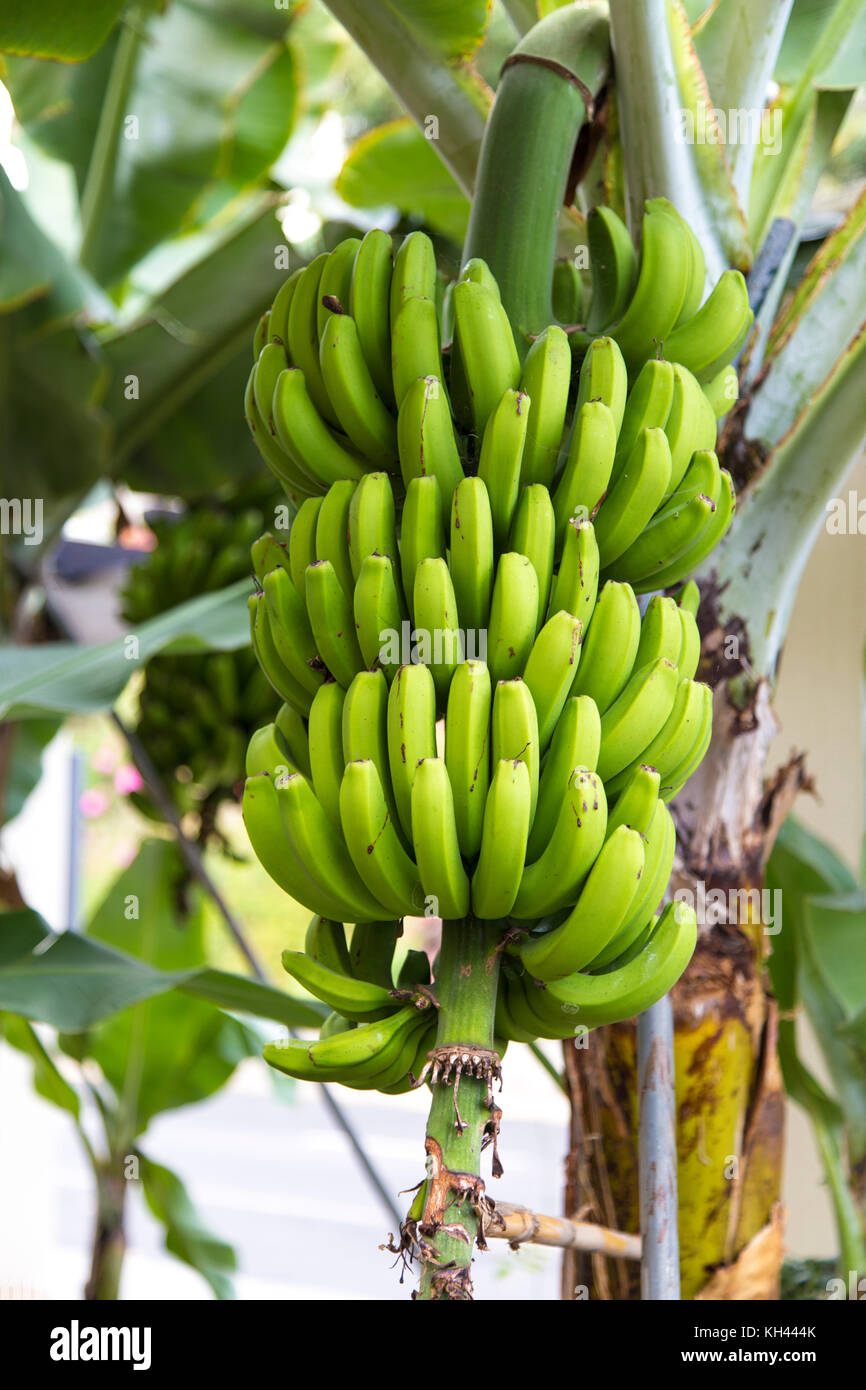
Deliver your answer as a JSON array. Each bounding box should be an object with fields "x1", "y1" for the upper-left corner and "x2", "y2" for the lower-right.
[
  {"x1": 561, "y1": 677, "x2": 806, "y2": 1299},
  {"x1": 84, "y1": 1163, "x2": 127, "y2": 1301}
]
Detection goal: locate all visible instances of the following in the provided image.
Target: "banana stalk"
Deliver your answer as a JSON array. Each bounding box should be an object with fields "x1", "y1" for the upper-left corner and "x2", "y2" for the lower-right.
[{"x1": 415, "y1": 919, "x2": 502, "y2": 1300}]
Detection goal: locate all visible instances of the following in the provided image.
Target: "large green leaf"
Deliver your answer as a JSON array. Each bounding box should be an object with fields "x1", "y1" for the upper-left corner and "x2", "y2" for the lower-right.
[
  {"x1": 83, "y1": 841, "x2": 251, "y2": 1132},
  {"x1": 0, "y1": 908, "x2": 51, "y2": 965},
  {"x1": 0, "y1": 168, "x2": 97, "y2": 318},
  {"x1": 0, "y1": 0, "x2": 126, "y2": 62},
  {"x1": 0, "y1": 579, "x2": 251, "y2": 721},
  {"x1": 7, "y1": 3, "x2": 300, "y2": 286},
  {"x1": 1, "y1": 719, "x2": 62, "y2": 827},
  {"x1": 138, "y1": 1152, "x2": 236, "y2": 1299},
  {"x1": 775, "y1": 0, "x2": 866, "y2": 87},
  {"x1": 0, "y1": 930, "x2": 186, "y2": 1030},
  {"x1": 98, "y1": 197, "x2": 296, "y2": 467},
  {"x1": 337, "y1": 117, "x2": 470, "y2": 243}
]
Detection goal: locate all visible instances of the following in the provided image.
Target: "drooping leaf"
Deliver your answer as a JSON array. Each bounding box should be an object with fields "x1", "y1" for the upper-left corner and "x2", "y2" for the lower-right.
[
  {"x1": 0, "y1": 579, "x2": 251, "y2": 721},
  {"x1": 8, "y1": 3, "x2": 300, "y2": 285},
  {"x1": 0, "y1": 930, "x2": 186, "y2": 1030},
  {"x1": 0, "y1": 719, "x2": 63, "y2": 827},
  {"x1": 0, "y1": 908, "x2": 51, "y2": 966},
  {"x1": 180, "y1": 969, "x2": 325, "y2": 1031},
  {"x1": 0, "y1": 0, "x2": 126, "y2": 62},
  {"x1": 138, "y1": 1152, "x2": 236, "y2": 1300},
  {"x1": 0, "y1": 1013, "x2": 81, "y2": 1117},
  {"x1": 337, "y1": 117, "x2": 470, "y2": 243}
]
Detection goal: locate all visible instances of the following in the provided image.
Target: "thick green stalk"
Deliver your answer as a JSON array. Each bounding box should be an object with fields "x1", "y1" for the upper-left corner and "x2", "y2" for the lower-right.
[
  {"x1": 462, "y1": 3, "x2": 611, "y2": 344},
  {"x1": 416, "y1": 919, "x2": 502, "y2": 1301}
]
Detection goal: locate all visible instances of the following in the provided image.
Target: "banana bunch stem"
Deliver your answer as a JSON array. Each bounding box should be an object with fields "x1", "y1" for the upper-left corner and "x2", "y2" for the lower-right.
[
  {"x1": 462, "y1": 4, "x2": 610, "y2": 343},
  {"x1": 416, "y1": 919, "x2": 503, "y2": 1301}
]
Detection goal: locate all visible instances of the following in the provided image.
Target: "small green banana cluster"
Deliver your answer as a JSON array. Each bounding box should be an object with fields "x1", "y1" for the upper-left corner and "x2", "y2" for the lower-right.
[
  {"x1": 122, "y1": 500, "x2": 277, "y2": 826},
  {"x1": 264, "y1": 918, "x2": 441, "y2": 1093},
  {"x1": 244, "y1": 204, "x2": 741, "y2": 1083}
]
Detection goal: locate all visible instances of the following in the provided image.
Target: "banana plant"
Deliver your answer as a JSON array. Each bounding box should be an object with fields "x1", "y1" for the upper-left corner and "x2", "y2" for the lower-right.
[
  {"x1": 316, "y1": 0, "x2": 866, "y2": 1299},
  {"x1": 0, "y1": 842, "x2": 323, "y2": 1298}
]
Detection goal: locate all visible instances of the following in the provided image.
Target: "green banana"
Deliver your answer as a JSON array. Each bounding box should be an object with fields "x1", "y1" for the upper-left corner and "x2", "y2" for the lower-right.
[
  {"x1": 390, "y1": 230, "x2": 437, "y2": 329},
  {"x1": 305, "y1": 559, "x2": 365, "y2": 688},
  {"x1": 268, "y1": 266, "x2": 304, "y2": 350},
  {"x1": 571, "y1": 580, "x2": 640, "y2": 713},
  {"x1": 662, "y1": 269, "x2": 753, "y2": 382},
  {"x1": 545, "y1": 900, "x2": 697, "y2": 1026},
  {"x1": 452, "y1": 277, "x2": 521, "y2": 437},
  {"x1": 275, "y1": 704, "x2": 311, "y2": 777},
  {"x1": 288, "y1": 498, "x2": 322, "y2": 594},
  {"x1": 518, "y1": 324, "x2": 571, "y2": 487},
  {"x1": 349, "y1": 920, "x2": 402, "y2": 987},
  {"x1": 387, "y1": 662, "x2": 438, "y2": 843},
  {"x1": 549, "y1": 518, "x2": 600, "y2": 629},
  {"x1": 305, "y1": 916, "x2": 353, "y2": 979},
  {"x1": 350, "y1": 227, "x2": 395, "y2": 408},
  {"x1": 412, "y1": 558, "x2": 462, "y2": 707},
  {"x1": 471, "y1": 759, "x2": 532, "y2": 919},
  {"x1": 594, "y1": 426, "x2": 673, "y2": 569},
  {"x1": 282, "y1": 948, "x2": 397, "y2": 1022},
  {"x1": 590, "y1": 801, "x2": 675, "y2": 968},
  {"x1": 647, "y1": 468, "x2": 735, "y2": 590},
  {"x1": 596, "y1": 657, "x2": 680, "y2": 783},
  {"x1": 634, "y1": 594, "x2": 684, "y2": 671},
  {"x1": 396, "y1": 374, "x2": 464, "y2": 516},
  {"x1": 676, "y1": 603, "x2": 702, "y2": 681},
  {"x1": 262, "y1": 565, "x2": 326, "y2": 697},
  {"x1": 586, "y1": 205, "x2": 638, "y2": 333},
  {"x1": 314, "y1": 479, "x2": 356, "y2": 598},
  {"x1": 339, "y1": 759, "x2": 424, "y2": 918},
  {"x1": 477, "y1": 387, "x2": 529, "y2": 548},
  {"x1": 511, "y1": 767, "x2": 607, "y2": 919},
  {"x1": 450, "y1": 476, "x2": 494, "y2": 632},
  {"x1": 611, "y1": 358, "x2": 675, "y2": 484},
  {"x1": 611, "y1": 201, "x2": 693, "y2": 368},
  {"x1": 551, "y1": 401, "x2": 618, "y2": 547},
  {"x1": 251, "y1": 531, "x2": 291, "y2": 588},
  {"x1": 245, "y1": 721, "x2": 296, "y2": 780},
  {"x1": 410, "y1": 757, "x2": 471, "y2": 920},
  {"x1": 518, "y1": 824, "x2": 646, "y2": 980},
  {"x1": 523, "y1": 608, "x2": 583, "y2": 750},
  {"x1": 307, "y1": 680, "x2": 346, "y2": 827},
  {"x1": 399, "y1": 475, "x2": 446, "y2": 618},
  {"x1": 319, "y1": 312, "x2": 398, "y2": 468},
  {"x1": 611, "y1": 450, "x2": 721, "y2": 589},
  {"x1": 277, "y1": 770, "x2": 384, "y2": 921},
  {"x1": 242, "y1": 773, "x2": 350, "y2": 920},
  {"x1": 272, "y1": 369, "x2": 368, "y2": 486},
  {"x1": 286, "y1": 253, "x2": 342, "y2": 428},
  {"x1": 508, "y1": 483, "x2": 555, "y2": 629},
  {"x1": 353, "y1": 553, "x2": 404, "y2": 680},
  {"x1": 551, "y1": 257, "x2": 584, "y2": 324},
  {"x1": 609, "y1": 677, "x2": 712, "y2": 797},
  {"x1": 391, "y1": 296, "x2": 442, "y2": 408},
  {"x1": 444, "y1": 659, "x2": 492, "y2": 860},
  {"x1": 703, "y1": 363, "x2": 739, "y2": 419},
  {"x1": 316, "y1": 237, "x2": 361, "y2": 339},
  {"x1": 574, "y1": 336, "x2": 628, "y2": 434},
  {"x1": 249, "y1": 593, "x2": 313, "y2": 716},
  {"x1": 348, "y1": 470, "x2": 399, "y2": 579},
  {"x1": 526, "y1": 694, "x2": 601, "y2": 861},
  {"x1": 605, "y1": 763, "x2": 660, "y2": 839},
  {"x1": 491, "y1": 677, "x2": 539, "y2": 824},
  {"x1": 486, "y1": 551, "x2": 539, "y2": 684},
  {"x1": 663, "y1": 362, "x2": 718, "y2": 495}
]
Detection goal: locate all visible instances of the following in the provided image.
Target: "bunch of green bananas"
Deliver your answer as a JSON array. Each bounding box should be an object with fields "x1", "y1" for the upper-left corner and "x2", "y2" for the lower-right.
[
  {"x1": 264, "y1": 917, "x2": 448, "y2": 1093},
  {"x1": 123, "y1": 503, "x2": 277, "y2": 827},
  {"x1": 243, "y1": 203, "x2": 747, "y2": 1083}
]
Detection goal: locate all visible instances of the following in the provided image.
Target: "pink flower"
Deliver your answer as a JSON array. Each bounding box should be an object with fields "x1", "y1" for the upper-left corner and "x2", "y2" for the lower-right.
[
  {"x1": 79, "y1": 788, "x2": 109, "y2": 818},
  {"x1": 114, "y1": 764, "x2": 143, "y2": 795},
  {"x1": 92, "y1": 743, "x2": 118, "y2": 775}
]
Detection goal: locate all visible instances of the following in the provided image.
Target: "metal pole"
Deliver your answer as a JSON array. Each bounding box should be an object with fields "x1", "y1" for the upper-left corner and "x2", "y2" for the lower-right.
[{"x1": 637, "y1": 994, "x2": 680, "y2": 1299}]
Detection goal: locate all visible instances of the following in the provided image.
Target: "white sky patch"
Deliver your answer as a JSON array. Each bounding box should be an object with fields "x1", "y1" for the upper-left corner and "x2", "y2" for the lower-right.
[{"x1": 0, "y1": 81, "x2": 28, "y2": 189}]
